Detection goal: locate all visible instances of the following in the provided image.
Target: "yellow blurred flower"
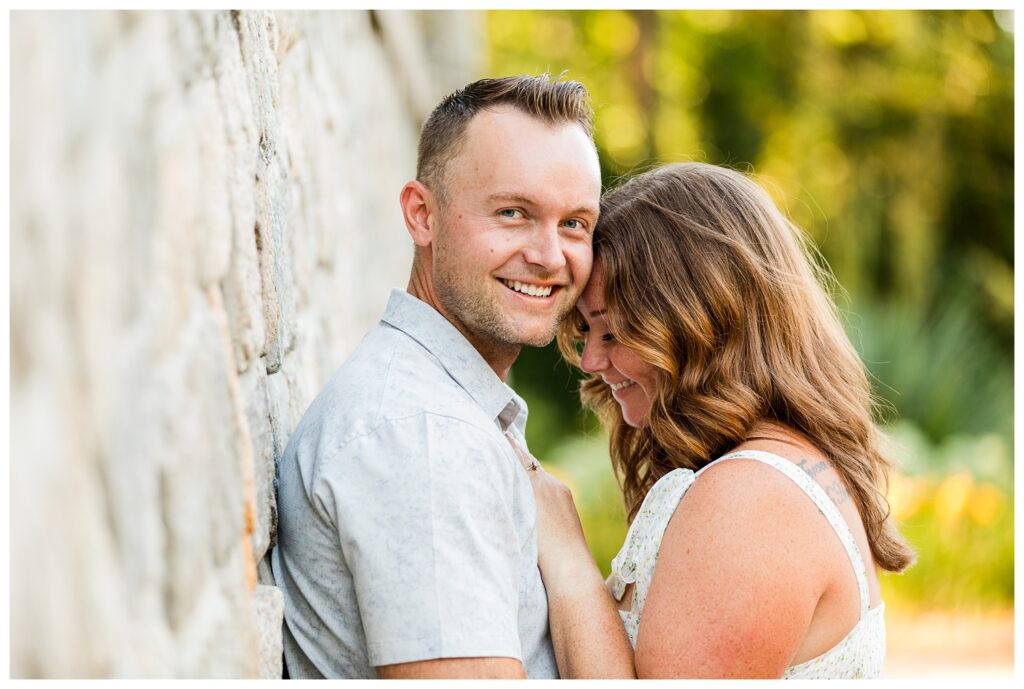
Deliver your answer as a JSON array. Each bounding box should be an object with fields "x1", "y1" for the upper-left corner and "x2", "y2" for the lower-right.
[
  {"x1": 967, "y1": 483, "x2": 1005, "y2": 527},
  {"x1": 888, "y1": 472, "x2": 928, "y2": 521},
  {"x1": 933, "y1": 472, "x2": 973, "y2": 527}
]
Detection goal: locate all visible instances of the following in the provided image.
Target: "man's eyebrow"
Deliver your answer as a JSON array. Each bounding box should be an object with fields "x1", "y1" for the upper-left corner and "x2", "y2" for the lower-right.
[
  {"x1": 487, "y1": 192, "x2": 536, "y2": 205},
  {"x1": 570, "y1": 205, "x2": 600, "y2": 219}
]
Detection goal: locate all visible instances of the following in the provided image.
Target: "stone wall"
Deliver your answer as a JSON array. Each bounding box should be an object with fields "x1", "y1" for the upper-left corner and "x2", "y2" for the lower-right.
[{"x1": 9, "y1": 10, "x2": 480, "y2": 678}]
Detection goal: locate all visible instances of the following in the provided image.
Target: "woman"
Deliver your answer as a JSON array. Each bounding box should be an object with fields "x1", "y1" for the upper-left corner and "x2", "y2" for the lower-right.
[{"x1": 516, "y1": 163, "x2": 915, "y2": 678}]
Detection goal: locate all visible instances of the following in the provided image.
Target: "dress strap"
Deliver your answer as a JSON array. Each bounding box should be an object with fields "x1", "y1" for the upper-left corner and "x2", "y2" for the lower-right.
[
  {"x1": 608, "y1": 468, "x2": 695, "y2": 602},
  {"x1": 696, "y1": 450, "x2": 870, "y2": 618}
]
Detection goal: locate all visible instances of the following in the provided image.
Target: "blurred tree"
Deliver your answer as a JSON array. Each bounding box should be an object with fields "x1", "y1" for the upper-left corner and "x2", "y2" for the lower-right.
[{"x1": 489, "y1": 9, "x2": 1013, "y2": 454}]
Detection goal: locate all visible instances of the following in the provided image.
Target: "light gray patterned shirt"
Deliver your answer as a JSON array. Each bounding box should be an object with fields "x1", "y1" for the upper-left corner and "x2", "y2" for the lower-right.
[{"x1": 271, "y1": 288, "x2": 557, "y2": 678}]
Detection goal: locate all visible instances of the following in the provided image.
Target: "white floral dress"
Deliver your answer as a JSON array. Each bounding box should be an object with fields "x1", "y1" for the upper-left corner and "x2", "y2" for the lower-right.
[{"x1": 607, "y1": 450, "x2": 886, "y2": 679}]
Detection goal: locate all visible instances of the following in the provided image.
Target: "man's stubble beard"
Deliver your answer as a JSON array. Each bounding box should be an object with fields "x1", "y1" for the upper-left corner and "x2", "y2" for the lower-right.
[{"x1": 431, "y1": 244, "x2": 576, "y2": 351}]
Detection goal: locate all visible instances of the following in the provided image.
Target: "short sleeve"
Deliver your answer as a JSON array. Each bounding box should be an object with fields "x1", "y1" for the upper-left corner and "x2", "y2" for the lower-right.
[{"x1": 315, "y1": 412, "x2": 524, "y2": 668}]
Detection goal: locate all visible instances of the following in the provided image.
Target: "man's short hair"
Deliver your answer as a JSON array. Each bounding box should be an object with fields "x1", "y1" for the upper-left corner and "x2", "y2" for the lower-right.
[{"x1": 416, "y1": 74, "x2": 595, "y2": 206}]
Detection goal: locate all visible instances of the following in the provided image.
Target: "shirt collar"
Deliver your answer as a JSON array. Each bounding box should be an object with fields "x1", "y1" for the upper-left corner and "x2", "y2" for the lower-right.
[{"x1": 381, "y1": 288, "x2": 525, "y2": 431}]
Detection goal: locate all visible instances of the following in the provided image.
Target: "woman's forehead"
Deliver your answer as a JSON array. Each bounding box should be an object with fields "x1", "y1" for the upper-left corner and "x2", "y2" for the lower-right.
[{"x1": 578, "y1": 272, "x2": 607, "y2": 319}]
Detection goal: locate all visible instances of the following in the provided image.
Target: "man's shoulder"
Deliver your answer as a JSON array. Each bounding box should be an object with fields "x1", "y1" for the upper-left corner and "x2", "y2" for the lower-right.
[
  {"x1": 342, "y1": 322, "x2": 481, "y2": 415},
  {"x1": 293, "y1": 322, "x2": 496, "y2": 453}
]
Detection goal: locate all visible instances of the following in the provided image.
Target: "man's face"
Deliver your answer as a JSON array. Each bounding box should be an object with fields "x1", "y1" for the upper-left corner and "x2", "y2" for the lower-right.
[{"x1": 429, "y1": 107, "x2": 602, "y2": 353}]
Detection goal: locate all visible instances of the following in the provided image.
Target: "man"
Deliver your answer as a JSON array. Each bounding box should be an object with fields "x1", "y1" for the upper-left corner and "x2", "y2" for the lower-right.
[{"x1": 271, "y1": 75, "x2": 602, "y2": 679}]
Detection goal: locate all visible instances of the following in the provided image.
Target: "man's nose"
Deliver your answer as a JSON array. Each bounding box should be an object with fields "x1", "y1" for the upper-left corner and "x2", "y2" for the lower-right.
[{"x1": 521, "y1": 222, "x2": 568, "y2": 273}]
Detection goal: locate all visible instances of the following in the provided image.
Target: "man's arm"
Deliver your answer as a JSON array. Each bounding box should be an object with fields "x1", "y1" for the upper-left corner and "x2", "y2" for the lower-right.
[
  {"x1": 329, "y1": 417, "x2": 535, "y2": 676},
  {"x1": 377, "y1": 657, "x2": 526, "y2": 679}
]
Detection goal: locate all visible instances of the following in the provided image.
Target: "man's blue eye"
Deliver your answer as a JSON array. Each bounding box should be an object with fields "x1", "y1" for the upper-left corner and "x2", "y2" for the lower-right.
[
  {"x1": 499, "y1": 209, "x2": 522, "y2": 218},
  {"x1": 564, "y1": 219, "x2": 581, "y2": 229}
]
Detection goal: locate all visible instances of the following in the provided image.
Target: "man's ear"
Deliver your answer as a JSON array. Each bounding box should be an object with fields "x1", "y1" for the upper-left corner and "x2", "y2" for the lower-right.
[{"x1": 400, "y1": 180, "x2": 436, "y2": 248}]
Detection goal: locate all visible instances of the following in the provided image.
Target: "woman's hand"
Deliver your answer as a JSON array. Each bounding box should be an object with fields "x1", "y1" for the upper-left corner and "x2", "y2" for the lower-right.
[
  {"x1": 505, "y1": 433, "x2": 597, "y2": 585},
  {"x1": 505, "y1": 432, "x2": 636, "y2": 678}
]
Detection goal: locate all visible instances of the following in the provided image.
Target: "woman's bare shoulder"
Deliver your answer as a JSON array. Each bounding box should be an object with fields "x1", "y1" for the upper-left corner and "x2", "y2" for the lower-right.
[
  {"x1": 681, "y1": 453, "x2": 826, "y2": 520},
  {"x1": 634, "y1": 456, "x2": 836, "y2": 678}
]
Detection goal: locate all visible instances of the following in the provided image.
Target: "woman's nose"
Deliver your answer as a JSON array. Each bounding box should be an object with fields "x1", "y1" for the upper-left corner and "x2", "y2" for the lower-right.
[{"x1": 579, "y1": 338, "x2": 607, "y2": 374}]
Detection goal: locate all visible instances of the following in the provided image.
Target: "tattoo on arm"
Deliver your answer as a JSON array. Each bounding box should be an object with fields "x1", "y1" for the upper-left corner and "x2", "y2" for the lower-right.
[
  {"x1": 796, "y1": 456, "x2": 850, "y2": 506},
  {"x1": 796, "y1": 457, "x2": 827, "y2": 479},
  {"x1": 825, "y1": 481, "x2": 851, "y2": 505}
]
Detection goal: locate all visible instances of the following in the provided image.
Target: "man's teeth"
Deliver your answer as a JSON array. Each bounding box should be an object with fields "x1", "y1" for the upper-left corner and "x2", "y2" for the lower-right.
[
  {"x1": 502, "y1": 279, "x2": 553, "y2": 297},
  {"x1": 609, "y1": 380, "x2": 635, "y2": 391}
]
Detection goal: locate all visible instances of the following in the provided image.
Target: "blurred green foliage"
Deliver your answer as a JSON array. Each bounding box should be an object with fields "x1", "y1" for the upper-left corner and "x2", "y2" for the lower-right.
[
  {"x1": 881, "y1": 423, "x2": 1014, "y2": 609},
  {"x1": 490, "y1": 10, "x2": 1013, "y2": 610}
]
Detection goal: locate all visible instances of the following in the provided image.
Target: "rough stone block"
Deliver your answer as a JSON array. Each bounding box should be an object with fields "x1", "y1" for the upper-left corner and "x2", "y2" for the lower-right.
[
  {"x1": 266, "y1": 357, "x2": 294, "y2": 460},
  {"x1": 238, "y1": 363, "x2": 276, "y2": 562},
  {"x1": 154, "y1": 303, "x2": 242, "y2": 631},
  {"x1": 10, "y1": 373, "x2": 133, "y2": 678},
  {"x1": 254, "y1": 585, "x2": 285, "y2": 678},
  {"x1": 215, "y1": 11, "x2": 265, "y2": 374},
  {"x1": 192, "y1": 75, "x2": 233, "y2": 287},
  {"x1": 173, "y1": 572, "x2": 258, "y2": 677},
  {"x1": 253, "y1": 164, "x2": 293, "y2": 375}
]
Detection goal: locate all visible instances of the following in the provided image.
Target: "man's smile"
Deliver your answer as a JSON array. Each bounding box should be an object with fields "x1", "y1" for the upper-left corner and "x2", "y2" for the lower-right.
[{"x1": 499, "y1": 278, "x2": 559, "y2": 299}]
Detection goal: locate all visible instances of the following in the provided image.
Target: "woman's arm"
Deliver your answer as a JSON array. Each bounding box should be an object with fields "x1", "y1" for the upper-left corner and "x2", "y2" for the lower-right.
[
  {"x1": 530, "y1": 468, "x2": 636, "y2": 679},
  {"x1": 508, "y1": 438, "x2": 635, "y2": 678}
]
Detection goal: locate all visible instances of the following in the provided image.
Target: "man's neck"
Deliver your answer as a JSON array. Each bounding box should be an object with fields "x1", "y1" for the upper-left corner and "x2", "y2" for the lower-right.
[{"x1": 406, "y1": 274, "x2": 520, "y2": 381}]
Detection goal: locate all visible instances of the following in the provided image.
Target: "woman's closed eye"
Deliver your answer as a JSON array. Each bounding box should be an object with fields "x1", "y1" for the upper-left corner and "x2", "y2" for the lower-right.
[{"x1": 580, "y1": 323, "x2": 614, "y2": 343}]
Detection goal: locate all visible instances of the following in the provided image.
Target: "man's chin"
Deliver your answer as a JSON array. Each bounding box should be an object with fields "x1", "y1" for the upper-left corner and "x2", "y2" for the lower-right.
[
  {"x1": 517, "y1": 333, "x2": 557, "y2": 348},
  {"x1": 507, "y1": 323, "x2": 560, "y2": 348},
  {"x1": 507, "y1": 303, "x2": 575, "y2": 348}
]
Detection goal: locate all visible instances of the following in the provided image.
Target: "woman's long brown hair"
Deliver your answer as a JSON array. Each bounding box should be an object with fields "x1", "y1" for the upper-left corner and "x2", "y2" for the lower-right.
[{"x1": 558, "y1": 162, "x2": 915, "y2": 572}]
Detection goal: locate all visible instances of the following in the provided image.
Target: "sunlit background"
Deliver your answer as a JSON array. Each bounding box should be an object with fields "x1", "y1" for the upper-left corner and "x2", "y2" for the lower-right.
[{"x1": 488, "y1": 9, "x2": 1014, "y2": 677}]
